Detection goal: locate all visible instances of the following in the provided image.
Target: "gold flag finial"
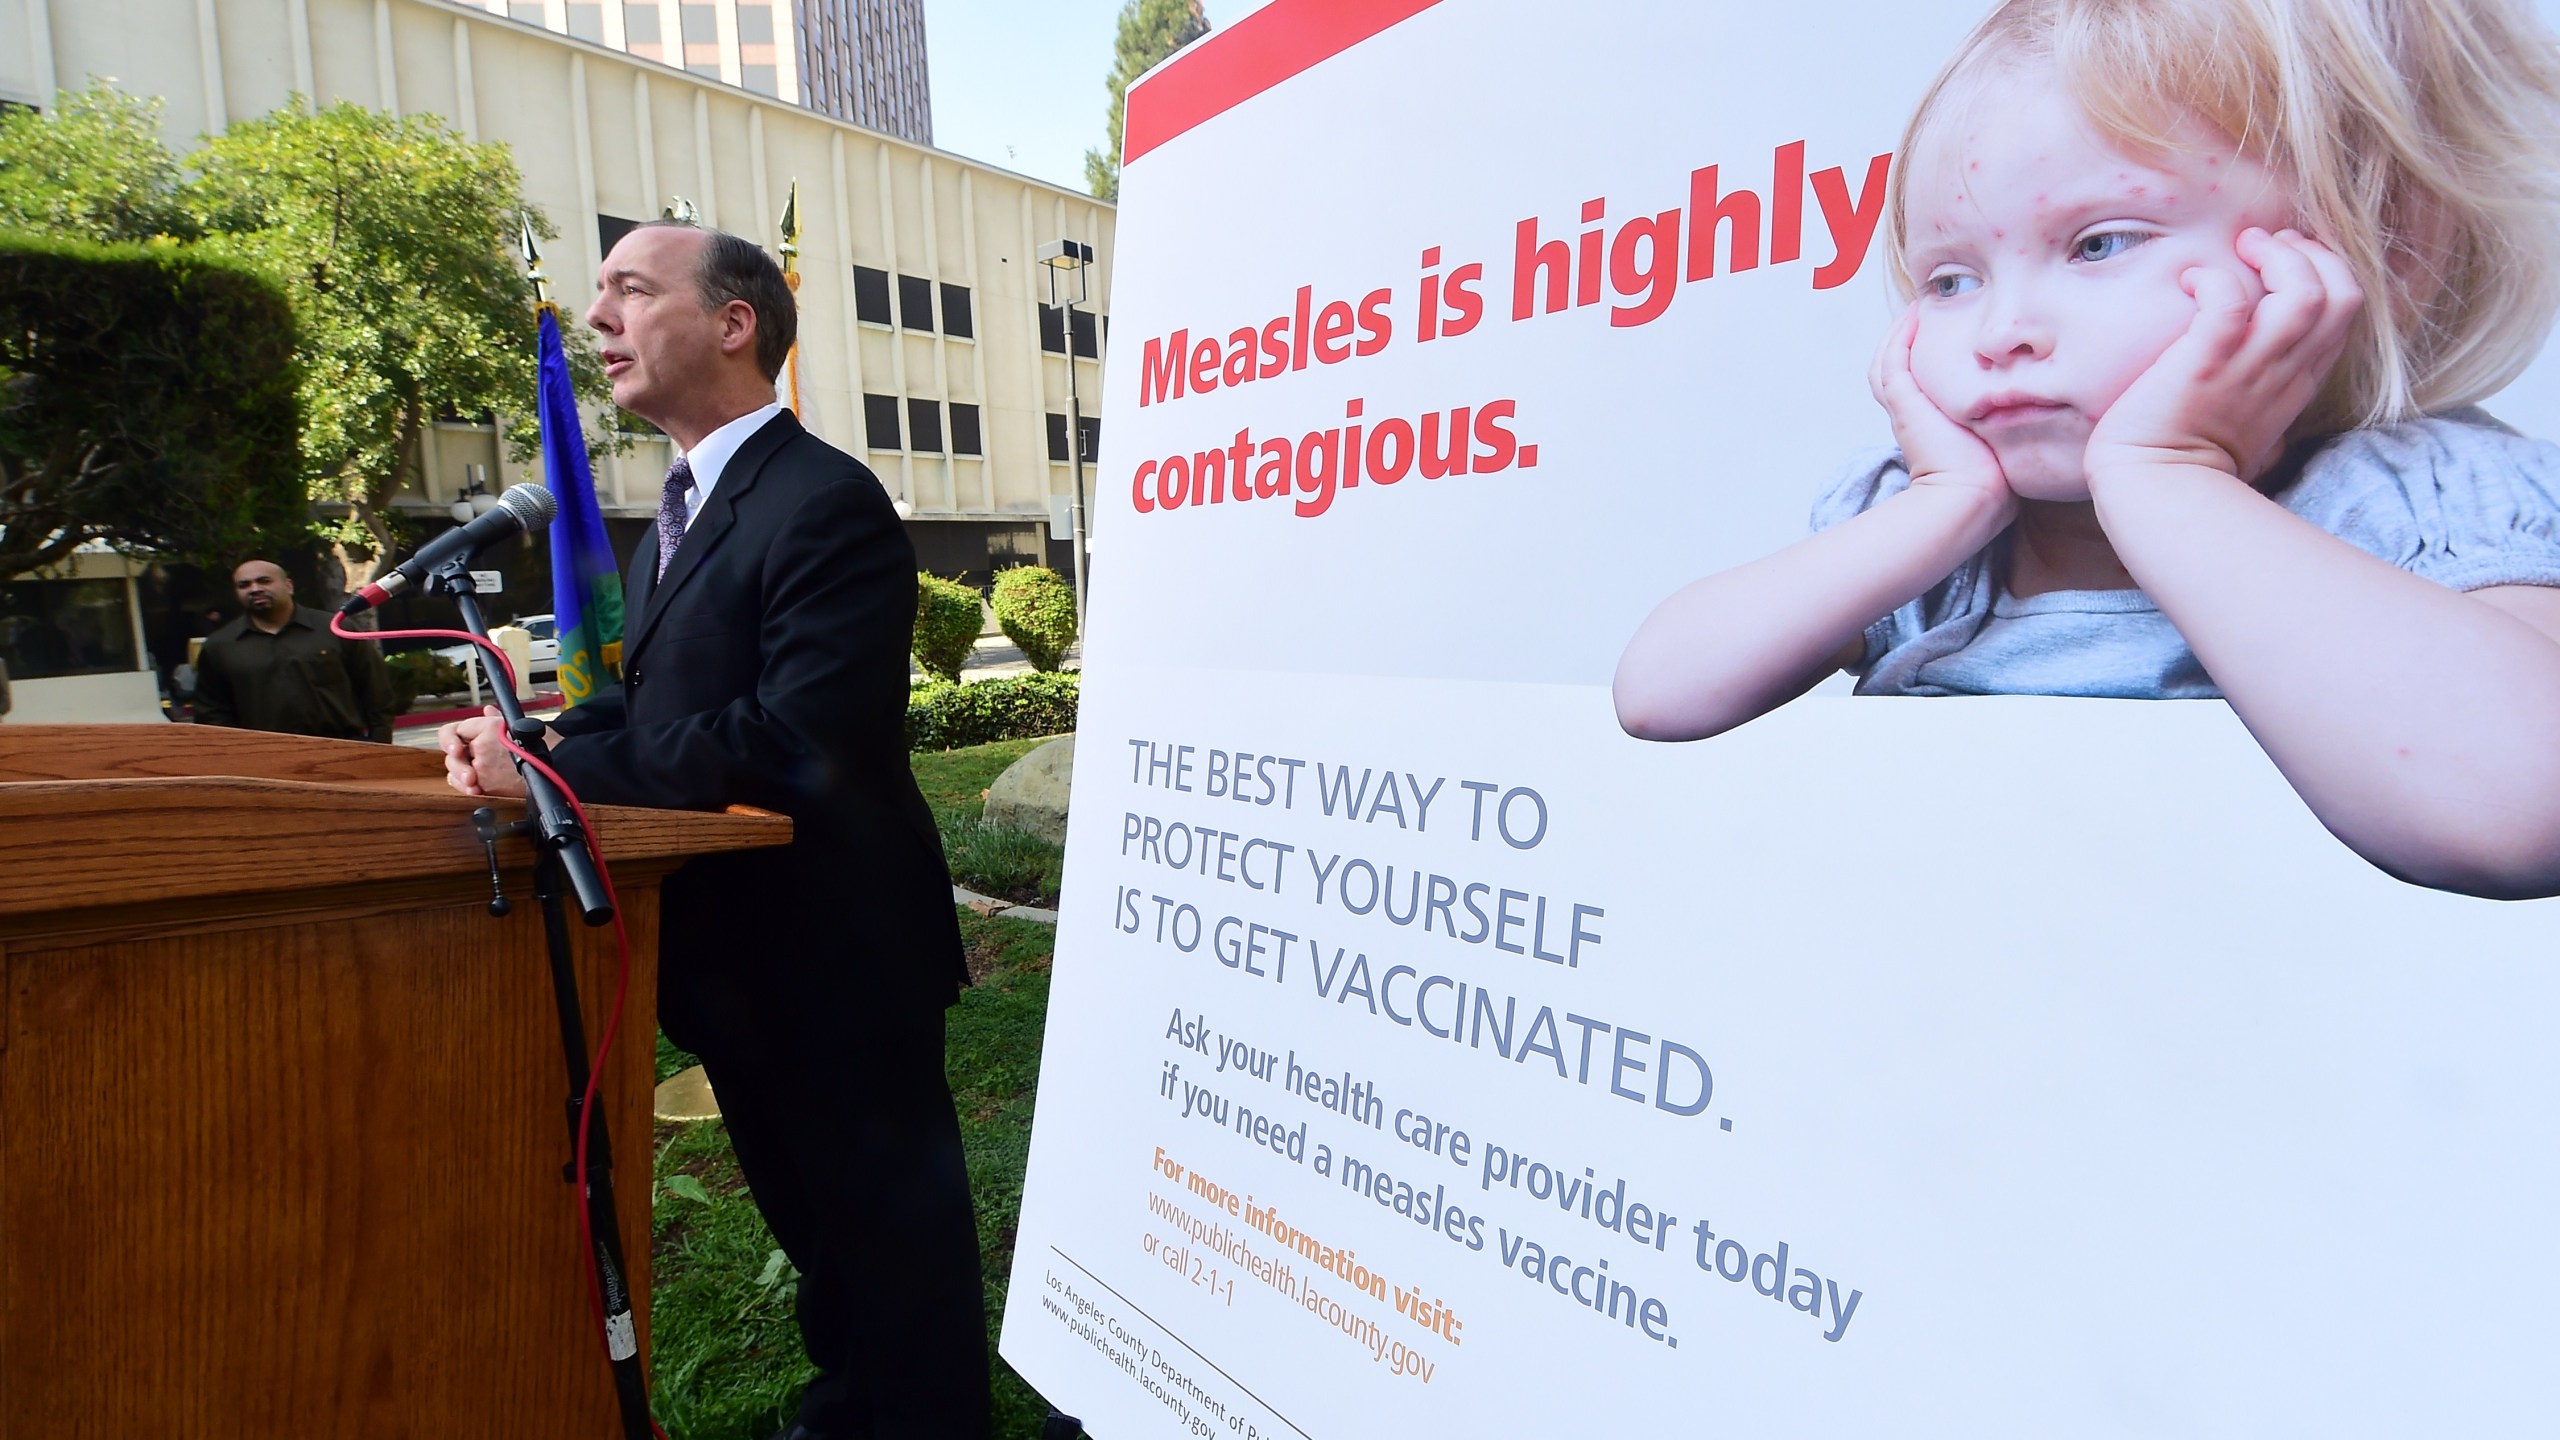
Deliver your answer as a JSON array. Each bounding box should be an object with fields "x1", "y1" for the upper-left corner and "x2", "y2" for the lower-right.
[
  {"x1": 519, "y1": 215, "x2": 552, "y2": 310},
  {"x1": 778, "y1": 179, "x2": 801, "y2": 277},
  {"x1": 662, "y1": 196, "x2": 700, "y2": 224}
]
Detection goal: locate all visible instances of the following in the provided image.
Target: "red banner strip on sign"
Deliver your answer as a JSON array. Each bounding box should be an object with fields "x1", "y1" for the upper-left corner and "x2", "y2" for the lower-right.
[{"x1": 1122, "y1": 0, "x2": 1446, "y2": 167}]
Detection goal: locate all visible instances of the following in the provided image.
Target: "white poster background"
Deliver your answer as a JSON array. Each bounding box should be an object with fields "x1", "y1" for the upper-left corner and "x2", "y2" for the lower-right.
[{"x1": 1001, "y1": 2, "x2": 2560, "y2": 1435}]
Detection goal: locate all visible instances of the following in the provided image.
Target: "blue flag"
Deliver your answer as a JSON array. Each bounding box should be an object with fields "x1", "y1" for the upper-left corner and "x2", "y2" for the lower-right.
[{"x1": 537, "y1": 308, "x2": 623, "y2": 706}]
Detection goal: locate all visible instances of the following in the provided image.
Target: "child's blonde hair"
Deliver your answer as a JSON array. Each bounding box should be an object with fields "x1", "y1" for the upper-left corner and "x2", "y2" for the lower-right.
[{"x1": 1884, "y1": 0, "x2": 2560, "y2": 435}]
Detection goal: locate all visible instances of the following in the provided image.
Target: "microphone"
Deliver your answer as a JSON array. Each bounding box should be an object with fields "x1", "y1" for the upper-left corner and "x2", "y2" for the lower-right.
[{"x1": 340, "y1": 483, "x2": 558, "y2": 614}]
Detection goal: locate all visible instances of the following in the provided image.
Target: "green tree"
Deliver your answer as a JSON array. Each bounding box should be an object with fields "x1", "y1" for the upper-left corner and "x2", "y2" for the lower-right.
[
  {"x1": 0, "y1": 233, "x2": 304, "y2": 580},
  {"x1": 0, "y1": 82, "x2": 197, "y2": 243},
  {"x1": 0, "y1": 85, "x2": 620, "y2": 593},
  {"x1": 1084, "y1": 0, "x2": 1209, "y2": 202},
  {"x1": 184, "y1": 99, "x2": 619, "y2": 589}
]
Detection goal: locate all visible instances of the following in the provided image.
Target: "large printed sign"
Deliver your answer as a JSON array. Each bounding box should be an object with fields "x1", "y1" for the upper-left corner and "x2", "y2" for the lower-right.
[{"x1": 1001, "y1": 1, "x2": 2560, "y2": 1434}]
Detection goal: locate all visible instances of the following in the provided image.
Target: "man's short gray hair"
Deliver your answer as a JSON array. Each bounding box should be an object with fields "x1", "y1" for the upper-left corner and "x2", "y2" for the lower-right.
[{"x1": 637, "y1": 219, "x2": 798, "y2": 381}]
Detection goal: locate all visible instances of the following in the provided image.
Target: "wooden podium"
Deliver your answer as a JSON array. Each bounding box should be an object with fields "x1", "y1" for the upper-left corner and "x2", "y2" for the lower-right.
[{"x1": 0, "y1": 725, "x2": 789, "y2": 1437}]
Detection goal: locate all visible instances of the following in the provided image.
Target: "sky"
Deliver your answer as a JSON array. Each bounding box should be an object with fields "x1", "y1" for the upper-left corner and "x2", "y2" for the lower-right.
[{"x1": 920, "y1": 0, "x2": 1273, "y2": 195}]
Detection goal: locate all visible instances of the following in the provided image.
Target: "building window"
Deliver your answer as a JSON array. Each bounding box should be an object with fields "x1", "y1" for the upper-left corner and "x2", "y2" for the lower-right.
[
  {"x1": 852, "y1": 266, "x2": 892, "y2": 326},
  {"x1": 736, "y1": 1, "x2": 775, "y2": 43},
  {"x1": 897, "y1": 274, "x2": 934, "y2": 331},
  {"x1": 1044, "y1": 412, "x2": 1105, "y2": 461},
  {"x1": 509, "y1": 2, "x2": 545, "y2": 23},
  {"x1": 939, "y1": 283, "x2": 973, "y2": 339},
  {"x1": 1039, "y1": 305, "x2": 1101, "y2": 359},
  {"x1": 566, "y1": 3, "x2": 605, "y2": 41},
  {"x1": 621, "y1": 2, "x2": 660, "y2": 42},
  {"x1": 680, "y1": 4, "x2": 717, "y2": 42},
  {"x1": 907, "y1": 398, "x2": 944, "y2": 453},
  {"x1": 949, "y1": 402, "x2": 982, "y2": 456},
  {"x1": 863, "y1": 393, "x2": 902, "y2": 450},
  {"x1": 687, "y1": 60, "x2": 722, "y2": 79},
  {"x1": 597, "y1": 212, "x2": 640, "y2": 260},
  {"x1": 1045, "y1": 413, "x2": 1102, "y2": 464},
  {"x1": 742, "y1": 64, "x2": 778, "y2": 95}
]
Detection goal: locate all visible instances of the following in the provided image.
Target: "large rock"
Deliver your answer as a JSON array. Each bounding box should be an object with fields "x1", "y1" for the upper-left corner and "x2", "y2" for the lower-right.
[{"x1": 984, "y1": 734, "x2": 1074, "y2": 843}]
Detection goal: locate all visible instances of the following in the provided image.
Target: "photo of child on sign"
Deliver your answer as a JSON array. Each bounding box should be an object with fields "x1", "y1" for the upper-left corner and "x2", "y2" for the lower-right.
[{"x1": 1613, "y1": 0, "x2": 2560, "y2": 900}]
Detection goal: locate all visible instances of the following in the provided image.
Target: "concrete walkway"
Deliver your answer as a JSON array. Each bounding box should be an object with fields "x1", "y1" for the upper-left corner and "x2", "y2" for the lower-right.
[{"x1": 951, "y1": 884, "x2": 1058, "y2": 925}]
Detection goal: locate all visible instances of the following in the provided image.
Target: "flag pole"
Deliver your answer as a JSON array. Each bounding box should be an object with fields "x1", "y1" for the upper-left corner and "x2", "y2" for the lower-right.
[{"x1": 778, "y1": 179, "x2": 802, "y2": 416}]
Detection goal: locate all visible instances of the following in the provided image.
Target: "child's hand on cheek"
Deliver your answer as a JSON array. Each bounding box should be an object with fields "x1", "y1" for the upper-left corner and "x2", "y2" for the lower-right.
[
  {"x1": 1872, "y1": 304, "x2": 2016, "y2": 517},
  {"x1": 2086, "y1": 228, "x2": 2363, "y2": 491}
]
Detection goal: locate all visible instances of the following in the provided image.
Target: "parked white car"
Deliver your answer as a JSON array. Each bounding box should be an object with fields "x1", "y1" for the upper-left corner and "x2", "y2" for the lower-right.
[{"x1": 433, "y1": 613, "x2": 560, "y2": 685}]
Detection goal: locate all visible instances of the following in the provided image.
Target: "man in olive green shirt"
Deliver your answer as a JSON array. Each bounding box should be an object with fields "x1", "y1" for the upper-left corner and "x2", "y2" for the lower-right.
[{"x1": 193, "y1": 560, "x2": 395, "y2": 743}]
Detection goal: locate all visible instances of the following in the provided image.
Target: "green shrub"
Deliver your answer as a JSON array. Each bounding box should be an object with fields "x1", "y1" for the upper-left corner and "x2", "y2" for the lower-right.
[
  {"x1": 906, "y1": 672, "x2": 1079, "y2": 751},
  {"x1": 912, "y1": 571, "x2": 983, "y2": 683},
  {"x1": 0, "y1": 230, "x2": 304, "y2": 580},
  {"x1": 989, "y1": 565, "x2": 1076, "y2": 672},
  {"x1": 384, "y1": 649, "x2": 468, "y2": 714}
]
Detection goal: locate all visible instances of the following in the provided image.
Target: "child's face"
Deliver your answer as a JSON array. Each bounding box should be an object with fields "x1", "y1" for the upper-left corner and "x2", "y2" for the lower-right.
[{"x1": 1900, "y1": 66, "x2": 2296, "y2": 500}]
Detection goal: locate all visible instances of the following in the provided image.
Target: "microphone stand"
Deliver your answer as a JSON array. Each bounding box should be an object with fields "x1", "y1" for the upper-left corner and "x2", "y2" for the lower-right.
[{"x1": 430, "y1": 558, "x2": 654, "y2": 1440}]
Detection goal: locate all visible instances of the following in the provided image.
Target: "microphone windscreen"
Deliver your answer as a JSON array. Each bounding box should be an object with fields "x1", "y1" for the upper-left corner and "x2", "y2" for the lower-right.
[{"x1": 498, "y1": 483, "x2": 558, "y2": 530}]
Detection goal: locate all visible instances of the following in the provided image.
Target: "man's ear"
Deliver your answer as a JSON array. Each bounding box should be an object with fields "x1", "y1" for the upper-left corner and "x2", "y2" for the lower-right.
[{"x1": 719, "y1": 299, "x2": 760, "y2": 360}]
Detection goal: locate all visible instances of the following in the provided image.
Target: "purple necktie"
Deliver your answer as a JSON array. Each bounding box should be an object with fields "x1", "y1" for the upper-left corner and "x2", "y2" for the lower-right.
[{"x1": 655, "y1": 455, "x2": 694, "y2": 581}]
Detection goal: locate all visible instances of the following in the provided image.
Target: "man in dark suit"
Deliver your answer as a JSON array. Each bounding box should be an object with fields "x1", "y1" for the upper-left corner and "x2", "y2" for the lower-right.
[{"x1": 439, "y1": 221, "x2": 987, "y2": 1440}]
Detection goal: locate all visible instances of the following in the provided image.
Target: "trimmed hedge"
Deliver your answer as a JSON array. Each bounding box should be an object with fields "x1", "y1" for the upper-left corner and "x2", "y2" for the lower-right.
[
  {"x1": 384, "y1": 649, "x2": 468, "y2": 715},
  {"x1": 906, "y1": 671, "x2": 1079, "y2": 751},
  {"x1": 0, "y1": 230, "x2": 304, "y2": 580},
  {"x1": 990, "y1": 565, "x2": 1076, "y2": 672},
  {"x1": 912, "y1": 571, "x2": 983, "y2": 683}
]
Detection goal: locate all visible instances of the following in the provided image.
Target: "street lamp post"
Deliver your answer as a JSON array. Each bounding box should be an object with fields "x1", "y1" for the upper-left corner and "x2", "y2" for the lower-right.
[{"x1": 1037, "y1": 238, "x2": 1095, "y2": 635}]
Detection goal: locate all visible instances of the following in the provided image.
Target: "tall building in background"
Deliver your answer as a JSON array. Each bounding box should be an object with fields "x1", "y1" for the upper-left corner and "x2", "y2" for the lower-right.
[
  {"x1": 464, "y1": 0, "x2": 931, "y2": 142},
  {"x1": 794, "y1": 0, "x2": 930, "y2": 144}
]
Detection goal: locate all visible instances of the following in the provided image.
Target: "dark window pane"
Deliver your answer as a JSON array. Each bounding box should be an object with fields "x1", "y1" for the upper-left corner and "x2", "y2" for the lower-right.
[
  {"x1": 742, "y1": 63, "x2": 778, "y2": 96},
  {"x1": 597, "y1": 212, "x2": 640, "y2": 261},
  {"x1": 863, "y1": 393, "x2": 902, "y2": 450},
  {"x1": 621, "y1": 2, "x2": 660, "y2": 42},
  {"x1": 567, "y1": 3, "x2": 605, "y2": 41},
  {"x1": 1037, "y1": 303, "x2": 1065, "y2": 354},
  {"x1": 681, "y1": 4, "x2": 717, "y2": 43},
  {"x1": 852, "y1": 266, "x2": 892, "y2": 325},
  {"x1": 1, "y1": 579, "x2": 138, "y2": 679},
  {"x1": 907, "y1": 398, "x2": 944, "y2": 453},
  {"x1": 1080, "y1": 414, "x2": 1102, "y2": 459},
  {"x1": 1070, "y1": 308, "x2": 1099, "y2": 358},
  {"x1": 1045, "y1": 412, "x2": 1068, "y2": 463},
  {"x1": 897, "y1": 273, "x2": 934, "y2": 331},
  {"x1": 938, "y1": 283, "x2": 973, "y2": 339},
  {"x1": 736, "y1": 2, "x2": 775, "y2": 42},
  {"x1": 949, "y1": 402, "x2": 982, "y2": 456}
]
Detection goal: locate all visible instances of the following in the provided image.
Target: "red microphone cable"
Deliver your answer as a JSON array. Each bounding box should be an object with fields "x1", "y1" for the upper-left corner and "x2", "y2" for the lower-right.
[{"x1": 334, "y1": 615, "x2": 670, "y2": 1440}]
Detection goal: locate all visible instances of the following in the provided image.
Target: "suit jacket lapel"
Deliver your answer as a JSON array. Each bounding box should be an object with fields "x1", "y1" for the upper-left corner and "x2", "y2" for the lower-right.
[{"x1": 626, "y1": 409, "x2": 802, "y2": 664}]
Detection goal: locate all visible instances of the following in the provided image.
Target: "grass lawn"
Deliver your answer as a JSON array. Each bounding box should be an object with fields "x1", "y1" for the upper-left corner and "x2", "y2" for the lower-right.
[
  {"x1": 645, "y1": 738, "x2": 1073, "y2": 1439},
  {"x1": 913, "y1": 734, "x2": 1072, "y2": 907}
]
